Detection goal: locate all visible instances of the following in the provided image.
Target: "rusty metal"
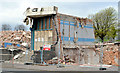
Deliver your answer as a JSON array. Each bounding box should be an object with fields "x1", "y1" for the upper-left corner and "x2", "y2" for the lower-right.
[
  {"x1": 63, "y1": 20, "x2": 65, "y2": 44},
  {"x1": 57, "y1": 15, "x2": 64, "y2": 60}
]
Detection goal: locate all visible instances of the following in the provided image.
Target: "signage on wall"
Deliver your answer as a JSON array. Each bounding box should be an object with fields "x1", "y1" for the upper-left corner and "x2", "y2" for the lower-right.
[{"x1": 43, "y1": 45, "x2": 51, "y2": 51}]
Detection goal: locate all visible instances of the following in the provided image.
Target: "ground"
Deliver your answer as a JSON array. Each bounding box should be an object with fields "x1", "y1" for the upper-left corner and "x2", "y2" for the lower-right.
[{"x1": 1, "y1": 63, "x2": 119, "y2": 72}]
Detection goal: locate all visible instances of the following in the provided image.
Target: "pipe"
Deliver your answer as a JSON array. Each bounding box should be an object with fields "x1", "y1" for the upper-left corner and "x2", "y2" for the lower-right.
[{"x1": 51, "y1": 15, "x2": 59, "y2": 47}]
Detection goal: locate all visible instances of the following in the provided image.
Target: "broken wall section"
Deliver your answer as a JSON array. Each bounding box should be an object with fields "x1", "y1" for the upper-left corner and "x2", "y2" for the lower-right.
[
  {"x1": 63, "y1": 44, "x2": 119, "y2": 66},
  {"x1": 63, "y1": 46, "x2": 100, "y2": 65}
]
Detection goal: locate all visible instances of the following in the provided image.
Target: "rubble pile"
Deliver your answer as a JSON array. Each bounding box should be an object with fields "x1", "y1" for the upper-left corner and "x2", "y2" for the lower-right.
[
  {"x1": 95, "y1": 44, "x2": 119, "y2": 66},
  {"x1": 47, "y1": 55, "x2": 75, "y2": 65},
  {"x1": 102, "y1": 45, "x2": 119, "y2": 66},
  {"x1": 0, "y1": 31, "x2": 31, "y2": 50},
  {"x1": 0, "y1": 31, "x2": 119, "y2": 66},
  {"x1": 64, "y1": 55, "x2": 75, "y2": 64},
  {"x1": 47, "y1": 57, "x2": 58, "y2": 64}
]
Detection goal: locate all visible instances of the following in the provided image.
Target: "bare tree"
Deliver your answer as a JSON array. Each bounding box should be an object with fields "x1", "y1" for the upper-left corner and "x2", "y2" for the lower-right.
[
  {"x1": 14, "y1": 24, "x2": 26, "y2": 31},
  {"x1": 2, "y1": 24, "x2": 12, "y2": 31}
]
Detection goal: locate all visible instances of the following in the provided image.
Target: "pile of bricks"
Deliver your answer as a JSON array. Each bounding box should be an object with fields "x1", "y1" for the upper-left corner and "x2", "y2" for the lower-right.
[
  {"x1": 0, "y1": 30, "x2": 31, "y2": 50},
  {"x1": 103, "y1": 45, "x2": 119, "y2": 66},
  {"x1": 95, "y1": 44, "x2": 119, "y2": 66},
  {"x1": 47, "y1": 55, "x2": 75, "y2": 65}
]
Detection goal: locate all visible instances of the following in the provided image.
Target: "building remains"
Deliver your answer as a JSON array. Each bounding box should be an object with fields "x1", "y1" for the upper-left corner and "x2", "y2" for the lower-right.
[{"x1": 23, "y1": 6, "x2": 99, "y2": 64}]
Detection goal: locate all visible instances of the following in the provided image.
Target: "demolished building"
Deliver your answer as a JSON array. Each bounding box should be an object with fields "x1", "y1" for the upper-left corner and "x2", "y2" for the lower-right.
[{"x1": 24, "y1": 6, "x2": 97, "y2": 64}]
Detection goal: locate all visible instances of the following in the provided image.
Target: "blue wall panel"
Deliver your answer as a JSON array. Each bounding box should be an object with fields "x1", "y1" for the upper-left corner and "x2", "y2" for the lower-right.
[
  {"x1": 61, "y1": 36, "x2": 95, "y2": 42},
  {"x1": 60, "y1": 20, "x2": 95, "y2": 44},
  {"x1": 4, "y1": 43, "x2": 21, "y2": 48}
]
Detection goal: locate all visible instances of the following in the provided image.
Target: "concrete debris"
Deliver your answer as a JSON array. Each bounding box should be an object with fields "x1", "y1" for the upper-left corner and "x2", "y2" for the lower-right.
[
  {"x1": 64, "y1": 55, "x2": 75, "y2": 64},
  {"x1": 47, "y1": 55, "x2": 75, "y2": 65},
  {"x1": 52, "y1": 57, "x2": 58, "y2": 60},
  {"x1": 47, "y1": 58, "x2": 58, "y2": 65},
  {"x1": 21, "y1": 42, "x2": 29, "y2": 48},
  {"x1": 0, "y1": 48, "x2": 23, "y2": 61},
  {"x1": 14, "y1": 37, "x2": 21, "y2": 40},
  {"x1": 14, "y1": 50, "x2": 33, "y2": 63},
  {"x1": 1, "y1": 30, "x2": 31, "y2": 51},
  {"x1": 0, "y1": 31, "x2": 120, "y2": 66},
  {"x1": 14, "y1": 54, "x2": 21, "y2": 59},
  {"x1": 95, "y1": 44, "x2": 120, "y2": 66}
]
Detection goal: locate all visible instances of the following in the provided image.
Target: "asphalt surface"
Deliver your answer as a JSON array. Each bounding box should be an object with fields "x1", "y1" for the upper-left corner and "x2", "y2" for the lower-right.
[{"x1": 1, "y1": 63, "x2": 119, "y2": 71}]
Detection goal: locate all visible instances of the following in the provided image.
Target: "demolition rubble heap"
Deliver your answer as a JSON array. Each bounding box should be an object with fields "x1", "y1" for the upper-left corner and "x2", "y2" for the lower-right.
[
  {"x1": 0, "y1": 31, "x2": 119, "y2": 66},
  {"x1": 47, "y1": 44, "x2": 120, "y2": 66},
  {"x1": 47, "y1": 55, "x2": 76, "y2": 65},
  {"x1": 102, "y1": 45, "x2": 119, "y2": 66},
  {"x1": 95, "y1": 43, "x2": 120, "y2": 66},
  {"x1": 0, "y1": 30, "x2": 31, "y2": 50}
]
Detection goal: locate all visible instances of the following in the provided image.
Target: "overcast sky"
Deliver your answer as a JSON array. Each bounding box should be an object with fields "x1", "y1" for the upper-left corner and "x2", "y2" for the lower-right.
[{"x1": 0, "y1": 0, "x2": 119, "y2": 31}]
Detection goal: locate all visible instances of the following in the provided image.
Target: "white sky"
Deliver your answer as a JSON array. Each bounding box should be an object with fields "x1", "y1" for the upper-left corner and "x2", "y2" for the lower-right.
[{"x1": 0, "y1": 0, "x2": 119, "y2": 30}]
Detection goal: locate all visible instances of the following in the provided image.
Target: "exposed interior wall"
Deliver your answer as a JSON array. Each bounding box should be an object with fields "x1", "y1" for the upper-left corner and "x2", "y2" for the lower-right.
[
  {"x1": 85, "y1": 48, "x2": 100, "y2": 64},
  {"x1": 31, "y1": 16, "x2": 54, "y2": 51},
  {"x1": 63, "y1": 47, "x2": 100, "y2": 64},
  {"x1": 63, "y1": 48, "x2": 80, "y2": 63},
  {"x1": 59, "y1": 13, "x2": 95, "y2": 46},
  {"x1": 34, "y1": 30, "x2": 53, "y2": 51},
  {"x1": 32, "y1": 16, "x2": 52, "y2": 30}
]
